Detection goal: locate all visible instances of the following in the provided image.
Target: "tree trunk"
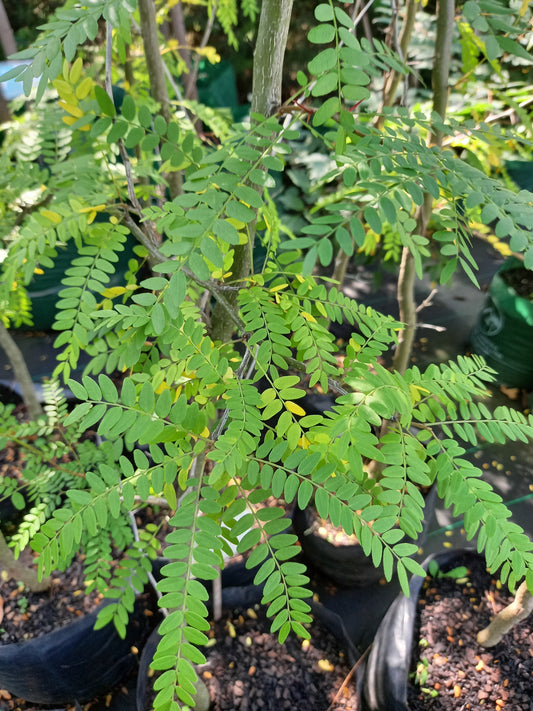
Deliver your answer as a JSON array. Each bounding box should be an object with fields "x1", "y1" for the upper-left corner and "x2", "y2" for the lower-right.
[
  {"x1": 376, "y1": 0, "x2": 420, "y2": 129},
  {"x1": 0, "y1": 0, "x2": 17, "y2": 58},
  {"x1": 391, "y1": 0, "x2": 454, "y2": 375},
  {"x1": 0, "y1": 531, "x2": 50, "y2": 592},
  {"x1": 210, "y1": 0, "x2": 294, "y2": 344},
  {"x1": 0, "y1": 85, "x2": 11, "y2": 122},
  {"x1": 477, "y1": 581, "x2": 533, "y2": 647},
  {"x1": 0, "y1": 323, "x2": 43, "y2": 419}
]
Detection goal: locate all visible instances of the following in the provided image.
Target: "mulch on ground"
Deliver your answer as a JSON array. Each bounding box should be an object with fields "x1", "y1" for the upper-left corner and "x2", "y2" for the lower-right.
[
  {"x1": 408, "y1": 554, "x2": 533, "y2": 710},
  {"x1": 197, "y1": 605, "x2": 359, "y2": 711}
]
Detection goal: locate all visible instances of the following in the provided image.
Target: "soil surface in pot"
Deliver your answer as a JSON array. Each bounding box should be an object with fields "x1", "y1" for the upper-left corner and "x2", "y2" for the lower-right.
[
  {"x1": 501, "y1": 267, "x2": 533, "y2": 300},
  {"x1": 0, "y1": 556, "x2": 104, "y2": 644},
  {"x1": 408, "y1": 554, "x2": 533, "y2": 710},
  {"x1": 192, "y1": 606, "x2": 358, "y2": 711}
]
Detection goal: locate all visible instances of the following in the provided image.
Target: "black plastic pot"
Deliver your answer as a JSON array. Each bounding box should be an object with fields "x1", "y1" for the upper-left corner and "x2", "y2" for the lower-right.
[
  {"x1": 294, "y1": 485, "x2": 437, "y2": 588},
  {"x1": 136, "y1": 558, "x2": 360, "y2": 711},
  {"x1": 470, "y1": 257, "x2": 533, "y2": 389},
  {"x1": 0, "y1": 587, "x2": 160, "y2": 705},
  {"x1": 360, "y1": 548, "x2": 481, "y2": 711}
]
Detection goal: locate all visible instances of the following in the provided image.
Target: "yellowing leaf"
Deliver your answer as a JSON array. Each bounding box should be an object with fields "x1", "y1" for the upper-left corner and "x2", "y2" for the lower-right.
[
  {"x1": 226, "y1": 216, "x2": 245, "y2": 230},
  {"x1": 409, "y1": 384, "x2": 429, "y2": 403},
  {"x1": 200, "y1": 426, "x2": 210, "y2": 438},
  {"x1": 163, "y1": 482, "x2": 177, "y2": 510},
  {"x1": 270, "y1": 283, "x2": 289, "y2": 293},
  {"x1": 298, "y1": 435, "x2": 310, "y2": 449},
  {"x1": 196, "y1": 46, "x2": 221, "y2": 64},
  {"x1": 285, "y1": 401, "x2": 306, "y2": 416},
  {"x1": 41, "y1": 210, "x2": 62, "y2": 224},
  {"x1": 62, "y1": 116, "x2": 77, "y2": 126},
  {"x1": 87, "y1": 211, "x2": 97, "y2": 224},
  {"x1": 76, "y1": 77, "x2": 93, "y2": 100},
  {"x1": 316, "y1": 301, "x2": 327, "y2": 318},
  {"x1": 301, "y1": 311, "x2": 317, "y2": 323},
  {"x1": 69, "y1": 57, "x2": 83, "y2": 84},
  {"x1": 101, "y1": 286, "x2": 129, "y2": 298},
  {"x1": 155, "y1": 381, "x2": 170, "y2": 395},
  {"x1": 53, "y1": 79, "x2": 76, "y2": 103},
  {"x1": 33, "y1": 268, "x2": 44, "y2": 275},
  {"x1": 58, "y1": 101, "x2": 84, "y2": 118},
  {"x1": 76, "y1": 204, "x2": 103, "y2": 215}
]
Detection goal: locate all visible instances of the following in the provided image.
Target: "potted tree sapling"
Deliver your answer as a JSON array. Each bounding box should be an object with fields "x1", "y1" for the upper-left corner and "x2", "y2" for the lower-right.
[
  {"x1": 1, "y1": 0, "x2": 533, "y2": 709},
  {"x1": 0, "y1": 379, "x2": 161, "y2": 704},
  {"x1": 362, "y1": 548, "x2": 533, "y2": 711}
]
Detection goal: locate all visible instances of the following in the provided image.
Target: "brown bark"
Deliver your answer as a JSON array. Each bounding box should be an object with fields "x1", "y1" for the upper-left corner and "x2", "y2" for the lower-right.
[
  {"x1": 477, "y1": 581, "x2": 533, "y2": 647},
  {"x1": 0, "y1": 323, "x2": 43, "y2": 419},
  {"x1": 0, "y1": 0, "x2": 17, "y2": 58},
  {"x1": 0, "y1": 531, "x2": 51, "y2": 592},
  {"x1": 391, "y1": 0, "x2": 454, "y2": 375},
  {"x1": 138, "y1": 0, "x2": 182, "y2": 199},
  {"x1": 0, "y1": 85, "x2": 11, "y2": 122},
  {"x1": 210, "y1": 0, "x2": 294, "y2": 344}
]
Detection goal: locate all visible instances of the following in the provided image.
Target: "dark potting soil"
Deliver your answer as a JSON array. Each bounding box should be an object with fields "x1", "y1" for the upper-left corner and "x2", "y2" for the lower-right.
[
  {"x1": 501, "y1": 267, "x2": 533, "y2": 301},
  {"x1": 0, "y1": 556, "x2": 104, "y2": 645},
  {"x1": 408, "y1": 554, "x2": 533, "y2": 710},
  {"x1": 195, "y1": 606, "x2": 358, "y2": 711}
]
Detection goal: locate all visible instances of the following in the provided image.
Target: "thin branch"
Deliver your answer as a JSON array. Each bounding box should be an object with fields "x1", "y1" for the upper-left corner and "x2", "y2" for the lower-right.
[
  {"x1": 105, "y1": 22, "x2": 113, "y2": 99},
  {"x1": 392, "y1": 0, "x2": 455, "y2": 374},
  {"x1": 121, "y1": 213, "x2": 245, "y2": 334},
  {"x1": 416, "y1": 288, "x2": 438, "y2": 313},
  {"x1": 186, "y1": 1, "x2": 218, "y2": 99},
  {"x1": 376, "y1": 0, "x2": 419, "y2": 127},
  {"x1": 352, "y1": 0, "x2": 377, "y2": 28},
  {"x1": 138, "y1": 0, "x2": 182, "y2": 199},
  {"x1": 128, "y1": 511, "x2": 168, "y2": 617},
  {"x1": 285, "y1": 356, "x2": 348, "y2": 396}
]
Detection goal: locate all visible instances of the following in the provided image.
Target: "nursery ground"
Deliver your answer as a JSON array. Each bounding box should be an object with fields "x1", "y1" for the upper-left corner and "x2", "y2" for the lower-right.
[{"x1": 408, "y1": 553, "x2": 533, "y2": 711}]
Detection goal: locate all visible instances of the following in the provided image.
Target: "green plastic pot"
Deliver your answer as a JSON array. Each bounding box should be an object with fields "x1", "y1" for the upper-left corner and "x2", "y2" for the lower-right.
[
  {"x1": 25, "y1": 234, "x2": 136, "y2": 331},
  {"x1": 470, "y1": 257, "x2": 533, "y2": 389}
]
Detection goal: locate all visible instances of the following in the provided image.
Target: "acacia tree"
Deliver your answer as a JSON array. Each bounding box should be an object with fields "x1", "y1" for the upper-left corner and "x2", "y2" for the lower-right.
[{"x1": 1, "y1": 0, "x2": 533, "y2": 709}]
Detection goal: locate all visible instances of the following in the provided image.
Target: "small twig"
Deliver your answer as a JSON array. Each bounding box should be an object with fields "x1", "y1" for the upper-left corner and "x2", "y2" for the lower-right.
[
  {"x1": 285, "y1": 356, "x2": 348, "y2": 396},
  {"x1": 417, "y1": 323, "x2": 446, "y2": 332},
  {"x1": 121, "y1": 212, "x2": 245, "y2": 333},
  {"x1": 352, "y1": 0, "x2": 377, "y2": 29},
  {"x1": 186, "y1": 1, "x2": 218, "y2": 99},
  {"x1": 128, "y1": 511, "x2": 168, "y2": 617},
  {"x1": 415, "y1": 288, "x2": 438, "y2": 313},
  {"x1": 325, "y1": 643, "x2": 372, "y2": 711}
]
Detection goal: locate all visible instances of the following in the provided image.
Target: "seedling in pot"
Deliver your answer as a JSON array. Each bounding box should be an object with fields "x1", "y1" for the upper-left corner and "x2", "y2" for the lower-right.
[{"x1": 427, "y1": 560, "x2": 470, "y2": 583}]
